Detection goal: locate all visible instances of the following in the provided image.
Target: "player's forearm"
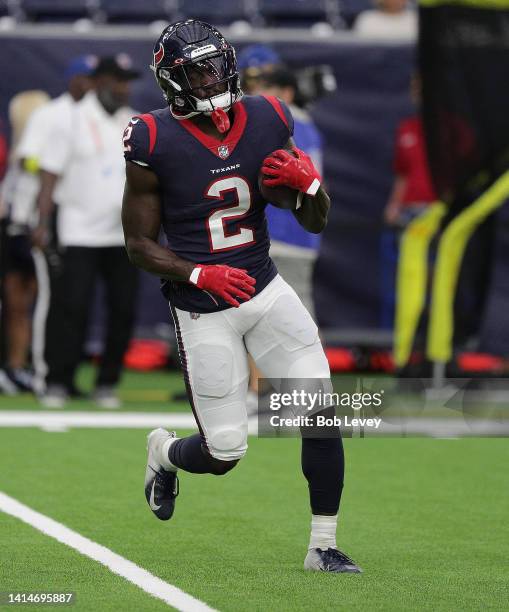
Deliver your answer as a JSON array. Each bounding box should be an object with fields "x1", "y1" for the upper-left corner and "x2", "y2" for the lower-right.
[
  {"x1": 35, "y1": 170, "x2": 59, "y2": 226},
  {"x1": 293, "y1": 186, "x2": 330, "y2": 234},
  {"x1": 387, "y1": 176, "x2": 406, "y2": 209},
  {"x1": 125, "y1": 236, "x2": 194, "y2": 281},
  {"x1": 384, "y1": 176, "x2": 406, "y2": 223}
]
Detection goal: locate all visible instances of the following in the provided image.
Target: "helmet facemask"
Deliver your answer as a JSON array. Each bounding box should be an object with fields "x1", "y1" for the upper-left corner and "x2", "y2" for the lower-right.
[{"x1": 155, "y1": 49, "x2": 242, "y2": 118}]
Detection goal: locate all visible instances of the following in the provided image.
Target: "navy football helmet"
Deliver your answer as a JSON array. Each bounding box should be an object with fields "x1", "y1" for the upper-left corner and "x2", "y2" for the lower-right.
[{"x1": 151, "y1": 20, "x2": 242, "y2": 118}]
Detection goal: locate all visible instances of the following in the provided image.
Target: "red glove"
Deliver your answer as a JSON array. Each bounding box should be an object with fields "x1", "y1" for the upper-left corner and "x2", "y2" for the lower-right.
[
  {"x1": 189, "y1": 264, "x2": 256, "y2": 308},
  {"x1": 262, "y1": 147, "x2": 321, "y2": 196}
]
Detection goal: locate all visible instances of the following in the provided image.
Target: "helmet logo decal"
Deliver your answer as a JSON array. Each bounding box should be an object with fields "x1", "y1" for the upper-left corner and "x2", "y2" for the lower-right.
[
  {"x1": 154, "y1": 43, "x2": 165, "y2": 66},
  {"x1": 173, "y1": 58, "x2": 184, "y2": 64},
  {"x1": 190, "y1": 44, "x2": 217, "y2": 59}
]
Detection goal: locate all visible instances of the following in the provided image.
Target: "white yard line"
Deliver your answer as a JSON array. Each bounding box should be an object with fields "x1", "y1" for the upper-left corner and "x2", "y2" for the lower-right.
[
  {"x1": 0, "y1": 412, "x2": 259, "y2": 434},
  {"x1": 0, "y1": 411, "x2": 507, "y2": 436},
  {"x1": 0, "y1": 492, "x2": 218, "y2": 612},
  {"x1": 0, "y1": 411, "x2": 198, "y2": 430}
]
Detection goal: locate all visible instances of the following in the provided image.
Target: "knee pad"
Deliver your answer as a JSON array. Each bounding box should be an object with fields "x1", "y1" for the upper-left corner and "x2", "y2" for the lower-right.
[
  {"x1": 267, "y1": 294, "x2": 319, "y2": 351},
  {"x1": 207, "y1": 426, "x2": 248, "y2": 462},
  {"x1": 279, "y1": 377, "x2": 334, "y2": 418},
  {"x1": 286, "y1": 348, "x2": 331, "y2": 379},
  {"x1": 191, "y1": 344, "x2": 233, "y2": 398}
]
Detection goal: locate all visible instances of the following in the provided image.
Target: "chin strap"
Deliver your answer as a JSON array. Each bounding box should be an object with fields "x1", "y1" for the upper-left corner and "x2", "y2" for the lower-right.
[
  {"x1": 171, "y1": 105, "x2": 231, "y2": 133},
  {"x1": 210, "y1": 108, "x2": 230, "y2": 133},
  {"x1": 168, "y1": 87, "x2": 243, "y2": 125},
  {"x1": 169, "y1": 106, "x2": 200, "y2": 121}
]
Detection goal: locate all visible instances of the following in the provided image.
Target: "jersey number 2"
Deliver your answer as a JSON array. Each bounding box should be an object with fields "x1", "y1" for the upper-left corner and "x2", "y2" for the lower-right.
[{"x1": 206, "y1": 176, "x2": 255, "y2": 252}]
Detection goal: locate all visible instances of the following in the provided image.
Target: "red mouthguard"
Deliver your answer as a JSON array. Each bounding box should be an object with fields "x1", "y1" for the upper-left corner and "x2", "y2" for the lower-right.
[{"x1": 211, "y1": 108, "x2": 230, "y2": 133}]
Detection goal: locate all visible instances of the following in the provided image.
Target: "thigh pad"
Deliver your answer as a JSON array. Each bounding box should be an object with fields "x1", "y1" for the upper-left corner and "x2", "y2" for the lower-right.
[{"x1": 190, "y1": 343, "x2": 233, "y2": 398}]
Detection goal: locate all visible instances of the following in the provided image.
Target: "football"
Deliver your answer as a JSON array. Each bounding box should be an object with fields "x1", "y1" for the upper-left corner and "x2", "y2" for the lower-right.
[{"x1": 258, "y1": 149, "x2": 299, "y2": 210}]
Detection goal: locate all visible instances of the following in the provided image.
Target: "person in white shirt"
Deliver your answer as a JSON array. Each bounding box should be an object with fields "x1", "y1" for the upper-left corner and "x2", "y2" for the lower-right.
[
  {"x1": 34, "y1": 55, "x2": 140, "y2": 408},
  {"x1": 354, "y1": 0, "x2": 418, "y2": 41},
  {"x1": 1, "y1": 90, "x2": 50, "y2": 392},
  {"x1": 11, "y1": 57, "x2": 96, "y2": 239},
  {"x1": 1, "y1": 58, "x2": 95, "y2": 393},
  {"x1": 8, "y1": 57, "x2": 96, "y2": 393}
]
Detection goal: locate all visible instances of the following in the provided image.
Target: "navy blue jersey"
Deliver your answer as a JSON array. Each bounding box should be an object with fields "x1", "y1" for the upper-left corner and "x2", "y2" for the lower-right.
[{"x1": 124, "y1": 95, "x2": 294, "y2": 313}]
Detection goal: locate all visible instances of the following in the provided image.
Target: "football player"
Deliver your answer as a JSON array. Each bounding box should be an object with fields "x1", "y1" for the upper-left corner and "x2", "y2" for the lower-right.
[{"x1": 122, "y1": 20, "x2": 361, "y2": 574}]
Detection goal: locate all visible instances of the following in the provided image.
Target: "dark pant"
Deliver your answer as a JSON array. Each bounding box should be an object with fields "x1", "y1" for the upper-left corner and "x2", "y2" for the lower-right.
[{"x1": 45, "y1": 246, "x2": 138, "y2": 389}]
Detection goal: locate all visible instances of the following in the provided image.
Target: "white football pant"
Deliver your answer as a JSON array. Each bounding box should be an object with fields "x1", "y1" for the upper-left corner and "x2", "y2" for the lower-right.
[{"x1": 171, "y1": 274, "x2": 331, "y2": 461}]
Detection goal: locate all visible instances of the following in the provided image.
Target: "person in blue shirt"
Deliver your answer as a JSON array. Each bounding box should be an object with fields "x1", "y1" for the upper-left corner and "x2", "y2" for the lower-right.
[
  {"x1": 260, "y1": 68, "x2": 323, "y2": 317},
  {"x1": 238, "y1": 44, "x2": 324, "y2": 315},
  {"x1": 238, "y1": 48, "x2": 325, "y2": 412}
]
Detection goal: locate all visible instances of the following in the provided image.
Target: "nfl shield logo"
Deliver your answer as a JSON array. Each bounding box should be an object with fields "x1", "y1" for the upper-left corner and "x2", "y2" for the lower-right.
[{"x1": 218, "y1": 145, "x2": 229, "y2": 159}]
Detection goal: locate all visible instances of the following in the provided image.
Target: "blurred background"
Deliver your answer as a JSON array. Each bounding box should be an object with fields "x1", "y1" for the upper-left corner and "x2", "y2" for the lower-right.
[{"x1": 1, "y1": 0, "x2": 509, "y2": 403}]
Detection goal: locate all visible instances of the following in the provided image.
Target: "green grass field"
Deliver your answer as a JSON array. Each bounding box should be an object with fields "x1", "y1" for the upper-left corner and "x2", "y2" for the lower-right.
[
  {"x1": 1, "y1": 366, "x2": 508, "y2": 611},
  {"x1": 0, "y1": 365, "x2": 189, "y2": 412}
]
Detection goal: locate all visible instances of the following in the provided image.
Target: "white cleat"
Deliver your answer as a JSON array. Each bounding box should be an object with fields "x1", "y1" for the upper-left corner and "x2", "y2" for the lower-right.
[{"x1": 144, "y1": 428, "x2": 179, "y2": 521}]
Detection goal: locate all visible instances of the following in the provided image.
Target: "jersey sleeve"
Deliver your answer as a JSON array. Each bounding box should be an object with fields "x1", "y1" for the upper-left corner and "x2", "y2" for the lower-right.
[
  {"x1": 123, "y1": 116, "x2": 153, "y2": 167},
  {"x1": 261, "y1": 95, "x2": 295, "y2": 143},
  {"x1": 278, "y1": 99, "x2": 295, "y2": 139}
]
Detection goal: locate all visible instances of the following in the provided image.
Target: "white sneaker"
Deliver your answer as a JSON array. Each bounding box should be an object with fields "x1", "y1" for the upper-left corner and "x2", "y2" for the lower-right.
[
  {"x1": 93, "y1": 386, "x2": 121, "y2": 409},
  {"x1": 144, "y1": 428, "x2": 179, "y2": 521},
  {"x1": 39, "y1": 385, "x2": 68, "y2": 409}
]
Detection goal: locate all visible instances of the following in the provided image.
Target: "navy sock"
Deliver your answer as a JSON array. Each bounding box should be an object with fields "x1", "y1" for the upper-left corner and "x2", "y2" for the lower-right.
[
  {"x1": 168, "y1": 434, "x2": 213, "y2": 473},
  {"x1": 168, "y1": 433, "x2": 238, "y2": 476},
  {"x1": 301, "y1": 409, "x2": 344, "y2": 515}
]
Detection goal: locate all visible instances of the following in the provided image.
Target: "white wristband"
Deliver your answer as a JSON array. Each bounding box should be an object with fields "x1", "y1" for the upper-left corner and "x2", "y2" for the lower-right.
[
  {"x1": 306, "y1": 178, "x2": 321, "y2": 196},
  {"x1": 189, "y1": 267, "x2": 202, "y2": 285}
]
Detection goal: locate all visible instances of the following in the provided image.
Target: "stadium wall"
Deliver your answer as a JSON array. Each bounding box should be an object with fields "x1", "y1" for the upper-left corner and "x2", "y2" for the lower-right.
[{"x1": 0, "y1": 31, "x2": 415, "y2": 335}]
